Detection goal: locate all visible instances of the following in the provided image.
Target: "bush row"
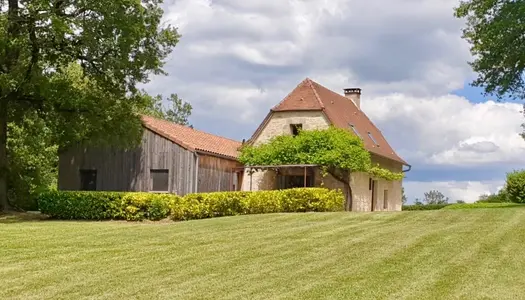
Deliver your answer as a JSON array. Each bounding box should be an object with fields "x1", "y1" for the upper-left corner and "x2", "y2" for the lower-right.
[
  {"x1": 444, "y1": 202, "x2": 524, "y2": 210},
  {"x1": 38, "y1": 191, "x2": 175, "y2": 221},
  {"x1": 38, "y1": 188, "x2": 345, "y2": 221},
  {"x1": 402, "y1": 204, "x2": 450, "y2": 211}
]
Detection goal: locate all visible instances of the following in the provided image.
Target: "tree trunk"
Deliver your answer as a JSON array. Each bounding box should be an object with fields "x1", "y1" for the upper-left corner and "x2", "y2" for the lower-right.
[
  {"x1": 0, "y1": 99, "x2": 8, "y2": 212},
  {"x1": 326, "y1": 168, "x2": 353, "y2": 211}
]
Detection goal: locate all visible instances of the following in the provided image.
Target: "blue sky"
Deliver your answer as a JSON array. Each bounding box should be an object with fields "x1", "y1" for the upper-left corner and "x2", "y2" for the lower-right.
[{"x1": 144, "y1": 0, "x2": 525, "y2": 203}]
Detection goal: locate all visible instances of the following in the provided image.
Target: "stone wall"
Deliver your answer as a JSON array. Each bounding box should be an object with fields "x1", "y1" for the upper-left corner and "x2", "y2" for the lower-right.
[
  {"x1": 241, "y1": 111, "x2": 330, "y2": 191},
  {"x1": 252, "y1": 111, "x2": 330, "y2": 146},
  {"x1": 240, "y1": 110, "x2": 405, "y2": 212}
]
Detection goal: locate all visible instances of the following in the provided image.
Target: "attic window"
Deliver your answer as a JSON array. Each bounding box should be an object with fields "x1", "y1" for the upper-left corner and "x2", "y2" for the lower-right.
[
  {"x1": 290, "y1": 124, "x2": 302, "y2": 137},
  {"x1": 368, "y1": 132, "x2": 379, "y2": 146},
  {"x1": 349, "y1": 124, "x2": 362, "y2": 139}
]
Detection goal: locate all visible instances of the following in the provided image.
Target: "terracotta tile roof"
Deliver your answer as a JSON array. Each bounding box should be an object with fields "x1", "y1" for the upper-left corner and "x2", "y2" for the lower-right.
[
  {"x1": 141, "y1": 115, "x2": 241, "y2": 160},
  {"x1": 251, "y1": 78, "x2": 408, "y2": 165}
]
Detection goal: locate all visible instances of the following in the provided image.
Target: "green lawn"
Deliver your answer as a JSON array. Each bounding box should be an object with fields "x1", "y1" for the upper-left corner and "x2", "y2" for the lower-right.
[{"x1": 2, "y1": 208, "x2": 525, "y2": 300}]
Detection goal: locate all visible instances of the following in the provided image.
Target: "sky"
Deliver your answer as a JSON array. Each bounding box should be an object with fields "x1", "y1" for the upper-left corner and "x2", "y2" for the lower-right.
[{"x1": 142, "y1": 0, "x2": 525, "y2": 203}]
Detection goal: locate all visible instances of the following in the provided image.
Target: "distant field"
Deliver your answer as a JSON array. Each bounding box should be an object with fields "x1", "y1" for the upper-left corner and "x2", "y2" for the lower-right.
[{"x1": 2, "y1": 208, "x2": 525, "y2": 300}]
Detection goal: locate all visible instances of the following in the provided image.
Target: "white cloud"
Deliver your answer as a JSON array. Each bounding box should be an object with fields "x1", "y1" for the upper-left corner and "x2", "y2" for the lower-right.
[
  {"x1": 362, "y1": 95, "x2": 525, "y2": 167},
  {"x1": 404, "y1": 180, "x2": 505, "y2": 203},
  {"x1": 142, "y1": 0, "x2": 525, "y2": 194}
]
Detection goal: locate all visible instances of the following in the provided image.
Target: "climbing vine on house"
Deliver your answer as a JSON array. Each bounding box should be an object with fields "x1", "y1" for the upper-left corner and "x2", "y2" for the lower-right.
[{"x1": 239, "y1": 127, "x2": 404, "y2": 182}]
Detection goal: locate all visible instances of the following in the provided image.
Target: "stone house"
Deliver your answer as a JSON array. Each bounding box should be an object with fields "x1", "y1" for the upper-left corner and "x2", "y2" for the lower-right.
[
  {"x1": 240, "y1": 78, "x2": 410, "y2": 211},
  {"x1": 58, "y1": 78, "x2": 409, "y2": 211}
]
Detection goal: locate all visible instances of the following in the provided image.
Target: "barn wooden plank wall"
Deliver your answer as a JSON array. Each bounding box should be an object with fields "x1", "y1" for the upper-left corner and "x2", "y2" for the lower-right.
[
  {"x1": 197, "y1": 154, "x2": 242, "y2": 193},
  {"x1": 58, "y1": 129, "x2": 197, "y2": 195}
]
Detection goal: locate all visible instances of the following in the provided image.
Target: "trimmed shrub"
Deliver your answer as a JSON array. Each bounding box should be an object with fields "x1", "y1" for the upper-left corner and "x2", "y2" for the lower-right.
[
  {"x1": 38, "y1": 191, "x2": 123, "y2": 220},
  {"x1": 170, "y1": 188, "x2": 345, "y2": 221},
  {"x1": 402, "y1": 204, "x2": 450, "y2": 211},
  {"x1": 38, "y1": 191, "x2": 180, "y2": 221},
  {"x1": 120, "y1": 193, "x2": 174, "y2": 221},
  {"x1": 38, "y1": 188, "x2": 344, "y2": 221},
  {"x1": 506, "y1": 170, "x2": 525, "y2": 203},
  {"x1": 444, "y1": 203, "x2": 524, "y2": 209}
]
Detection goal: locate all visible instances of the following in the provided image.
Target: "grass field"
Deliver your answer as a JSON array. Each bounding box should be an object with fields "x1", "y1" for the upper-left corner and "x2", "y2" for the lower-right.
[{"x1": 2, "y1": 208, "x2": 525, "y2": 300}]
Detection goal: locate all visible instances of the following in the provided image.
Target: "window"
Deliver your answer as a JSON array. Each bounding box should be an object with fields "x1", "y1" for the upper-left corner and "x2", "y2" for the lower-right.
[
  {"x1": 290, "y1": 124, "x2": 302, "y2": 137},
  {"x1": 80, "y1": 169, "x2": 97, "y2": 191},
  {"x1": 349, "y1": 124, "x2": 362, "y2": 139},
  {"x1": 383, "y1": 190, "x2": 389, "y2": 209},
  {"x1": 368, "y1": 132, "x2": 379, "y2": 146},
  {"x1": 369, "y1": 178, "x2": 372, "y2": 190},
  {"x1": 151, "y1": 169, "x2": 169, "y2": 192}
]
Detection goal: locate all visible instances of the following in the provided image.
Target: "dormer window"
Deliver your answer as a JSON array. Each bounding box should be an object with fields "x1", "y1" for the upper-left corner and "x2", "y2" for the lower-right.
[
  {"x1": 368, "y1": 132, "x2": 379, "y2": 146},
  {"x1": 349, "y1": 123, "x2": 362, "y2": 139},
  {"x1": 290, "y1": 124, "x2": 302, "y2": 137}
]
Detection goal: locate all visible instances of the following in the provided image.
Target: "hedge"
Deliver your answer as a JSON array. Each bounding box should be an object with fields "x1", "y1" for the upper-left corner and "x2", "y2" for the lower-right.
[
  {"x1": 38, "y1": 191, "x2": 178, "y2": 221},
  {"x1": 443, "y1": 203, "x2": 524, "y2": 210},
  {"x1": 402, "y1": 204, "x2": 450, "y2": 211},
  {"x1": 172, "y1": 188, "x2": 345, "y2": 221},
  {"x1": 38, "y1": 188, "x2": 345, "y2": 221}
]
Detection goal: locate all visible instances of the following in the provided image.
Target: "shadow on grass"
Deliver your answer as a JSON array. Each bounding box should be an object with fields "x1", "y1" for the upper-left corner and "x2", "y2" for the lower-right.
[{"x1": 0, "y1": 211, "x2": 50, "y2": 224}]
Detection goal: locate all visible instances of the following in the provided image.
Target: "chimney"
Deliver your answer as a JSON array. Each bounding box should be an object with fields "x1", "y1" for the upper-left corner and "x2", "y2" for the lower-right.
[{"x1": 344, "y1": 88, "x2": 361, "y2": 109}]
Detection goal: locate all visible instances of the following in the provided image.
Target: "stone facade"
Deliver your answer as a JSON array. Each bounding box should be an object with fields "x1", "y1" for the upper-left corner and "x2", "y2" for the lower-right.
[{"x1": 241, "y1": 110, "x2": 404, "y2": 212}]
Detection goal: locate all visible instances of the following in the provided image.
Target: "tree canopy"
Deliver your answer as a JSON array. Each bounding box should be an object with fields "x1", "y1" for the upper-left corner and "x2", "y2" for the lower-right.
[
  {"x1": 423, "y1": 190, "x2": 449, "y2": 205},
  {"x1": 454, "y1": 0, "x2": 525, "y2": 101},
  {"x1": 0, "y1": 0, "x2": 180, "y2": 211},
  {"x1": 141, "y1": 92, "x2": 193, "y2": 126},
  {"x1": 239, "y1": 127, "x2": 404, "y2": 182}
]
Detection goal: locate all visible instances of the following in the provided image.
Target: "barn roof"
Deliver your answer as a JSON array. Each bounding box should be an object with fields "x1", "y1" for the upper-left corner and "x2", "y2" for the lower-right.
[
  {"x1": 249, "y1": 78, "x2": 408, "y2": 165},
  {"x1": 141, "y1": 115, "x2": 241, "y2": 160}
]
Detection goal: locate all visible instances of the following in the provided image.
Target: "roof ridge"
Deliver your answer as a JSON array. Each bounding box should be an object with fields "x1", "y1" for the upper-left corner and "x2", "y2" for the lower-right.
[
  {"x1": 271, "y1": 78, "x2": 311, "y2": 111},
  {"x1": 306, "y1": 78, "x2": 325, "y2": 109},
  {"x1": 141, "y1": 115, "x2": 241, "y2": 144}
]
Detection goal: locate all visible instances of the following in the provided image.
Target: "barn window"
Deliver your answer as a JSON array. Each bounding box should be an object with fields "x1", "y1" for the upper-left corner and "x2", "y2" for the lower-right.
[
  {"x1": 151, "y1": 169, "x2": 169, "y2": 192},
  {"x1": 80, "y1": 169, "x2": 97, "y2": 191},
  {"x1": 290, "y1": 124, "x2": 302, "y2": 137}
]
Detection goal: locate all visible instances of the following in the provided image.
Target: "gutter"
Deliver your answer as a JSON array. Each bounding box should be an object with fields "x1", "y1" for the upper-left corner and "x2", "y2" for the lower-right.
[{"x1": 402, "y1": 164, "x2": 412, "y2": 173}]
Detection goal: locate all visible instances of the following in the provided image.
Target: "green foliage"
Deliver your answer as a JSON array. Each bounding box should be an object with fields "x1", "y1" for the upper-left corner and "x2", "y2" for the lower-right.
[
  {"x1": 402, "y1": 187, "x2": 407, "y2": 204},
  {"x1": 239, "y1": 127, "x2": 403, "y2": 181},
  {"x1": 444, "y1": 203, "x2": 524, "y2": 210},
  {"x1": 139, "y1": 92, "x2": 193, "y2": 126},
  {"x1": 455, "y1": 0, "x2": 525, "y2": 101},
  {"x1": 457, "y1": 200, "x2": 466, "y2": 204},
  {"x1": 38, "y1": 191, "x2": 179, "y2": 221},
  {"x1": 171, "y1": 188, "x2": 345, "y2": 221},
  {"x1": 7, "y1": 112, "x2": 57, "y2": 210},
  {"x1": 120, "y1": 193, "x2": 173, "y2": 221},
  {"x1": 0, "y1": 0, "x2": 180, "y2": 211},
  {"x1": 38, "y1": 191, "x2": 123, "y2": 220},
  {"x1": 477, "y1": 189, "x2": 510, "y2": 203},
  {"x1": 402, "y1": 204, "x2": 450, "y2": 211},
  {"x1": 423, "y1": 190, "x2": 449, "y2": 205},
  {"x1": 38, "y1": 188, "x2": 344, "y2": 221},
  {"x1": 505, "y1": 170, "x2": 525, "y2": 203}
]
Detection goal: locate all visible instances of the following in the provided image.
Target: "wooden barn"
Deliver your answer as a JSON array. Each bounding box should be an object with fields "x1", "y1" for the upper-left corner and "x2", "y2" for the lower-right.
[{"x1": 58, "y1": 115, "x2": 243, "y2": 195}]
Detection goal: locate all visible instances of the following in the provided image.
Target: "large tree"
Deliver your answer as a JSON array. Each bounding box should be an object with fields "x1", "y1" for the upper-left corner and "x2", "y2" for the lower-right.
[
  {"x1": 455, "y1": 0, "x2": 525, "y2": 100},
  {"x1": 239, "y1": 127, "x2": 404, "y2": 210},
  {"x1": 0, "y1": 0, "x2": 179, "y2": 211}
]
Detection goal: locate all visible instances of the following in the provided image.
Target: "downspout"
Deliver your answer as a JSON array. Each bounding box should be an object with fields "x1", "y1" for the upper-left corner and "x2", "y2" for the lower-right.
[{"x1": 194, "y1": 153, "x2": 199, "y2": 193}]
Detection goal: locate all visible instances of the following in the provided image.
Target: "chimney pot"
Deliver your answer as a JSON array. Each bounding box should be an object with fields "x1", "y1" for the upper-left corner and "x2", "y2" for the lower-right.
[{"x1": 344, "y1": 88, "x2": 361, "y2": 109}]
